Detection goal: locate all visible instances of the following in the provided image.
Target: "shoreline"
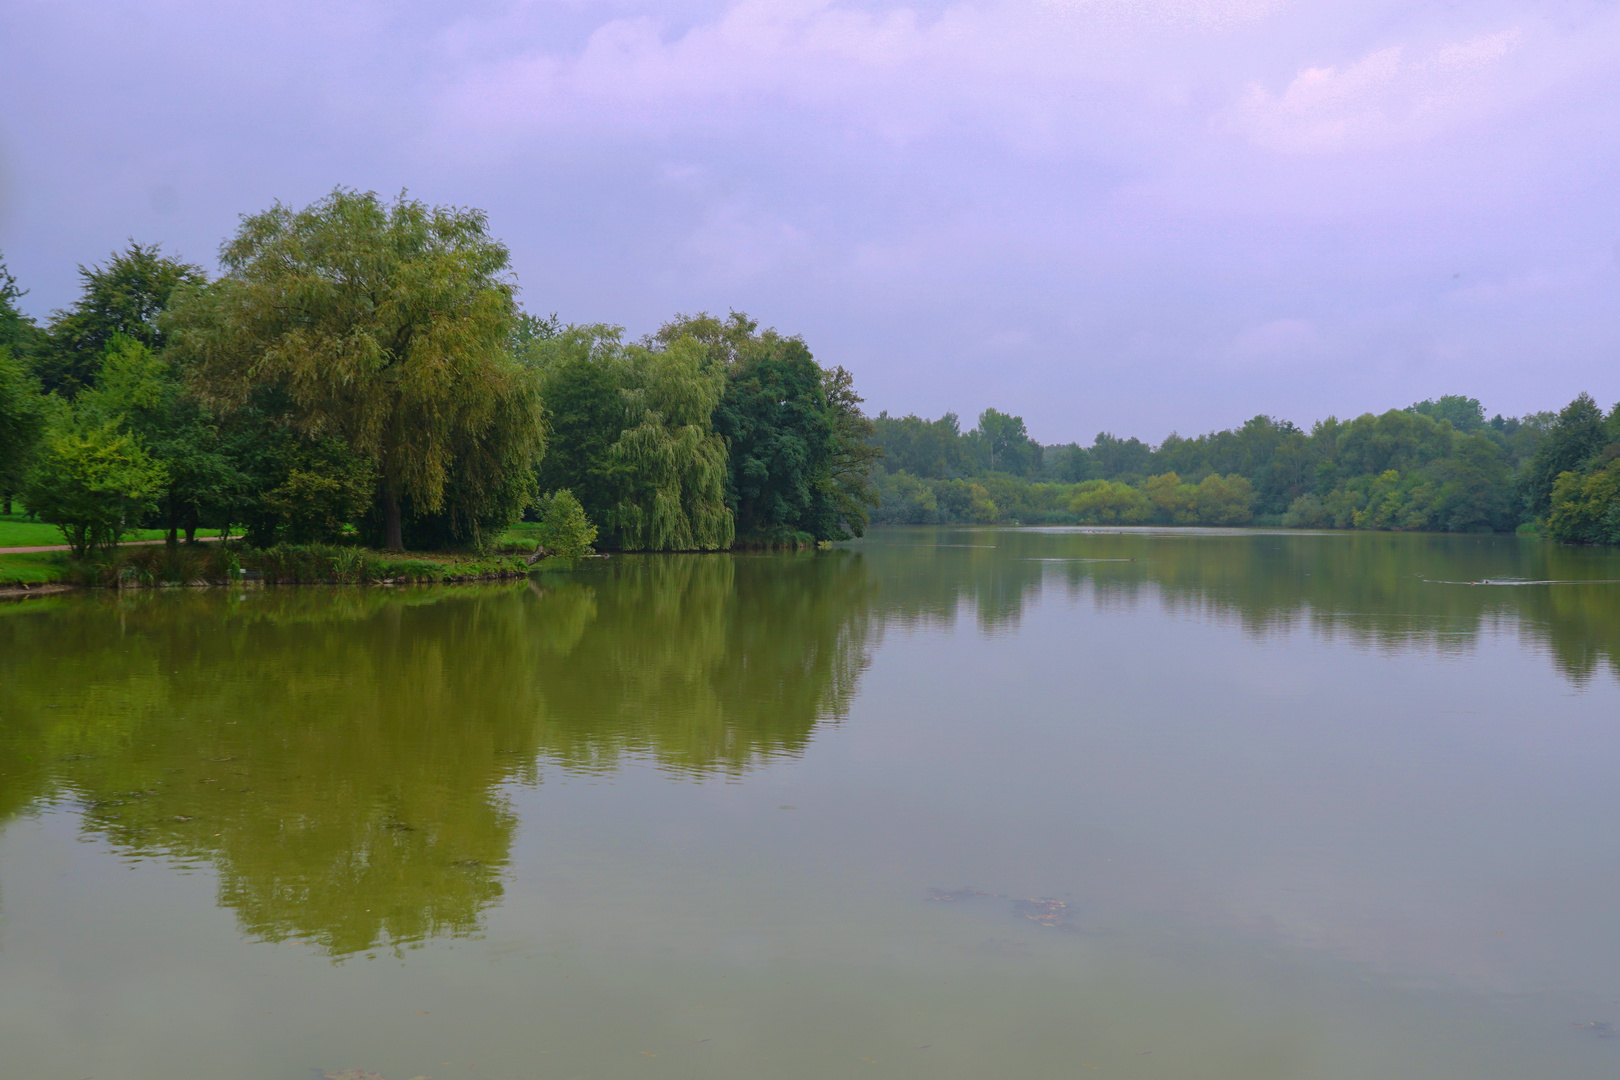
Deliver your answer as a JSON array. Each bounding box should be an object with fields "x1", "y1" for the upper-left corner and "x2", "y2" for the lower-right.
[{"x1": 0, "y1": 542, "x2": 546, "y2": 598}]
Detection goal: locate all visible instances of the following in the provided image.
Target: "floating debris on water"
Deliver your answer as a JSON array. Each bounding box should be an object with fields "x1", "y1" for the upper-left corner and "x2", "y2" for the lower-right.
[
  {"x1": 1012, "y1": 897, "x2": 1073, "y2": 928},
  {"x1": 927, "y1": 887, "x2": 996, "y2": 902},
  {"x1": 927, "y1": 887, "x2": 1088, "y2": 932}
]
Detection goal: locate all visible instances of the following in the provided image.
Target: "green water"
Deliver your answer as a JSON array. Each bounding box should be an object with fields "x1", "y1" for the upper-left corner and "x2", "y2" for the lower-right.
[{"x1": 3, "y1": 527, "x2": 1620, "y2": 1079}]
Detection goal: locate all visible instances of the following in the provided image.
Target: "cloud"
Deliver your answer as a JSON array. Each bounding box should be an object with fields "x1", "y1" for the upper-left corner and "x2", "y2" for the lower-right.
[
  {"x1": 5, "y1": 0, "x2": 1620, "y2": 437},
  {"x1": 1230, "y1": 28, "x2": 1523, "y2": 153},
  {"x1": 429, "y1": 0, "x2": 1270, "y2": 156}
]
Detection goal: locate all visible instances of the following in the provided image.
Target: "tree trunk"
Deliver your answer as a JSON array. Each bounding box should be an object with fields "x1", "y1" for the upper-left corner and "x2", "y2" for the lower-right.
[
  {"x1": 383, "y1": 486, "x2": 404, "y2": 551},
  {"x1": 3, "y1": 492, "x2": 11, "y2": 516},
  {"x1": 184, "y1": 506, "x2": 198, "y2": 544}
]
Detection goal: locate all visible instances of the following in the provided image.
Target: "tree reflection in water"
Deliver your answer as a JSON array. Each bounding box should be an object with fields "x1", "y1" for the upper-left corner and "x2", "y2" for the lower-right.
[
  {"x1": 0, "y1": 553, "x2": 879, "y2": 956},
  {"x1": 3, "y1": 531, "x2": 1619, "y2": 958}
]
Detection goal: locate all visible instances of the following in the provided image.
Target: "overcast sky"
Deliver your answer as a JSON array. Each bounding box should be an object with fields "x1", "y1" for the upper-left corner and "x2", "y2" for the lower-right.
[{"x1": 2, "y1": 0, "x2": 1617, "y2": 443}]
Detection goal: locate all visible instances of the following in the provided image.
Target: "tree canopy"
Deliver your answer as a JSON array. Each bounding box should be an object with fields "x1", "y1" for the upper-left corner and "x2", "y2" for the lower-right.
[
  {"x1": 33, "y1": 241, "x2": 205, "y2": 397},
  {"x1": 168, "y1": 189, "x2": 543, "y2": 550}
]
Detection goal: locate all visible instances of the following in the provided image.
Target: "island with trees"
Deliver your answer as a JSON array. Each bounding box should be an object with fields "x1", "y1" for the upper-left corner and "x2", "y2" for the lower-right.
[{"x1": 2, "y1": 187, "x2": 1619, "y2": 590}]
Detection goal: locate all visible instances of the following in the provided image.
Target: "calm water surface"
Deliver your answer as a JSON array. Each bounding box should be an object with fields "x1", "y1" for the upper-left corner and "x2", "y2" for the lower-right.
[{"x1": 4, "y1": 527, "x2": 1620, "y2": 1079}]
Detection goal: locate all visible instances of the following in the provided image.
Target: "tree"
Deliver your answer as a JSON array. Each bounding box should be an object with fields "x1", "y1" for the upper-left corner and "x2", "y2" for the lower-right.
[
  {"x1": 871, "y1": 411, "x2": 968, "y2": 479},
  {"x1": 529, "y1": 489, "x2": 598, "y2": 559},
  {"x1": 1194, "y1": 473, "x2": 1255, "y2": 525},
  {"x1": 1408, "y1": 395, "x2": 1486, "y2": 432},
  {"x1": 971, "y1": 408, "x2": 1041, "y2": 476},
  {"x1": 34, "y1": 242, "x2": 204, "y2": 397},
  {"x1": 169, "y1": 189, "x2": 544, "y2": 550},
  {"x1": 261, "y1": 437, "x2": 377, "y2": 544},
  {"x1": 1547, "y1": 459, "x2": 1620, "y2": 545},
  {"x1": 712, "y1": 328, "x2": 834, "y2": 542},
  {"x1": 612, "y1": 336, "x2": 735, "y2": 550},
  {"x1": 0, "y1": 346, "x2": 51, "y2": 515},
  {"x1": 529, "y1": 325, "x2": 734, "y2": 551},
  {"x1": 531, "y1": 325, "x2": 634, "y2": 537},
  {"x1": 1089, "y1": 431, "x2": 1155, "y2": 479},
  {"x1": 1521, "y1": 393, "x2": 1610, "y2": 519},
  {"x1": 1142, "y1": 472, "x2": 1198, "y2": 523},
  {"x1": 24, "y1": 418, "x2": 167, "y2": 558},
  {"x1": 1429, "y1": 434, "x2": 1513, "y2": 533},
  {"x1": 0, "y1": 252, "x2": 41, "y2": 361},
  {"x1": 1335, "y1": 410, "x2": 1454, "y2": 477},
  {"x1": 1069, "y1": 480, "x2": 1149, "y2": 523},
  {"x1": 818, "y1": 364, "x2": 881, "y2": 538},
  {"x1": 75, "y1": 334, "x2": 242, "y2": 542}
]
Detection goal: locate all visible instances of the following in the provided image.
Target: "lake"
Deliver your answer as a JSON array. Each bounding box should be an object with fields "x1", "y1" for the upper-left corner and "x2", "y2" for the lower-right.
[{"x1": 3, "y1": 526, "x2": 1620, "y2": 1079}]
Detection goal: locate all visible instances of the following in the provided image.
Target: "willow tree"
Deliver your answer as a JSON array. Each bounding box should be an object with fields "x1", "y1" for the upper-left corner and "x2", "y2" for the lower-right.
[
  {"x1": 528, "y1": 325, "x2": 732, "y2": 550},
  {"x1": 612, "y1": 336, "x2": 734, "y2": 551},
  {"x1": 168, "y1": 189, "x2": 543, "y2": 550}
]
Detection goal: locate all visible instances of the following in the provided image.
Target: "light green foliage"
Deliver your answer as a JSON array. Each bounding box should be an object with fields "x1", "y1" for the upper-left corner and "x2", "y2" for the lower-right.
[
  {"x1": 1069, "y1": 480, "x2": 1150, "y2": 523},
  {"x1": 75, "y1": 334, "x2": 241, "y2": 539},
  {"x1": 1280, "y1": 494, "x2": 1330, "y2": 529},
  {"x1": 1195, "y1": 473, "x2": 1255, "y2": 525},
  {"x1": 873, "y1": 469, "x2": 940, "y2": 523},
  {"x1": 612, "y1": 336, "x2": 734, "y2": 551},
  {"x1": 24, "y1": 417, "x2": 167, "y2": 558},
  {"x1": 1547, "y1": 460, "x2": 1620, "y2": 545},
  {"x1": 168, "y1": 188, "x2": 543, "y2": 550},
  {"x1": 529, "y1": 325, "x2": 734, "y2": 551},
  {"x1": 1521, "y1": 393, "x2": 1611, "y2": 519},
  {"x1": 532, "y1": 489, "x2": 598, "y2": 558},
  {"x1": 1143, "y1": 472, "x2": 1198, "y2": 524}
]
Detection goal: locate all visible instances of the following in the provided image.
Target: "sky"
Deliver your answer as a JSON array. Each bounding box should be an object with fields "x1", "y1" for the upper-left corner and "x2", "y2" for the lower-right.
[{"x1": 2, "y1": 0, "x2": 1618, "y2": 444}]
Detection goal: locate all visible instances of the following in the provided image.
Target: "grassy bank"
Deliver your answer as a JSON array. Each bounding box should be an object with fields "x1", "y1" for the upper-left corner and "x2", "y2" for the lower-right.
[
  {"x1": 1, "y1": 540, "x2": 540, "y2": 591},
  {"x1": 0, "y1": 513, "x2": 172, "y2": 548},
  {"x1": 0, "y1": 550, "x2": 74, "y2": 588}
]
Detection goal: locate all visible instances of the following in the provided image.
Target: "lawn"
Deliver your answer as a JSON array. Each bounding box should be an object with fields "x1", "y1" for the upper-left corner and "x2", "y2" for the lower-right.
[
  {"x1": 0, "y1": 550, "x2": 72, "y2": 585},
  {"x1": 498, "y1": 521, "x2": 542, "y2": 547},
  {"x1": 0, "y1": 514, "x2": 170, "y2": 548}
]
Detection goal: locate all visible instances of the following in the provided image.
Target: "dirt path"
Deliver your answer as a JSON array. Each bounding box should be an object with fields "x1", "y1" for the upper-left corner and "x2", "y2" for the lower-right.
[{"x1": 0, "y1": 536, "x2": 224, "y2": 556}]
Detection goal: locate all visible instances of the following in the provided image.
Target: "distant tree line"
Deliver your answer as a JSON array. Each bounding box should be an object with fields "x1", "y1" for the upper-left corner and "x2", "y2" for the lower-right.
[
  {"x1": 5, "y1": 188, "x2": 1619, "y2": 554},
  {"x1": 870, "y1": 394, "x2": 1620, "y2": 541},
  {"x1": 0, "y1": 189, "x2": 878, "y2": 557}
]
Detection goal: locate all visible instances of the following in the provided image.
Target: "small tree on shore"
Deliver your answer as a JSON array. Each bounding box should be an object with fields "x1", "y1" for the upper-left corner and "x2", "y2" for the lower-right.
[
  {"x1": 25, "y1": 419, "x2": 167, "y2": 558},
  {"x1": 530, "y1": 489, "x2": 598, "y2": 561}
]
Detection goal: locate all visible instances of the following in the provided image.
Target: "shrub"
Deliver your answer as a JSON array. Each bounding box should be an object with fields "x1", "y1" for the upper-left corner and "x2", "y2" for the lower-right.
[
  {"x1": 530, "y1": 489, "x2": 598, "y2": 559},
  {"x1": 24, "y1": 420, "x2": 167, "y2": 558}
]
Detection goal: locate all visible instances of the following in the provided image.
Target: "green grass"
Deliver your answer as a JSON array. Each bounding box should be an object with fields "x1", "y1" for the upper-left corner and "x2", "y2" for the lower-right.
[
  {"x1": 498, "y1": 521, "x2": 542, "y2": 546},
  {"x1": 0, "y1": 514, "x2": 169, "y2": 548},
  {"x1": 0, "y1": 550, "x2": 72, "y2": 585}
]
